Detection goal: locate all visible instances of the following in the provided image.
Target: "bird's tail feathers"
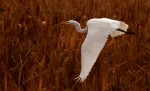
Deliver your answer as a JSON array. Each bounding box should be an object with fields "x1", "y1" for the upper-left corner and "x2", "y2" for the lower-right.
[
  {"x1": 110, "y1": 21, "x2": 129, "y2": 37},
  {"x1": 119, "y1": 21, "x2": 129, "y2": 31},
  {"x1": 110, "y1": 21, "x2": 134, "y2": 37}
]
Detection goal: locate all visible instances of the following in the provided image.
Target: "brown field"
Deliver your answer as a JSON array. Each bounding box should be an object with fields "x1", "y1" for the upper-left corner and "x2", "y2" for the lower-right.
[{"x1": 0, "y1": 0, "x2": 150, "y2": 91}]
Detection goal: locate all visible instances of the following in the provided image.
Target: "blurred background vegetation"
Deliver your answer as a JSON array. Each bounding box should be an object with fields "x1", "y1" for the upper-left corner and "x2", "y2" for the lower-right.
[{"x1": 0, "y1": 0, "x2": 150, "y2": 91}]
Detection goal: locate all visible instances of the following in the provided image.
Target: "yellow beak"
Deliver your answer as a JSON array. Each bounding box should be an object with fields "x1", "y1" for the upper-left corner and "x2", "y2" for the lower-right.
[{"x1": 59, "y1": 21, "x2": 68, "y2": 25}]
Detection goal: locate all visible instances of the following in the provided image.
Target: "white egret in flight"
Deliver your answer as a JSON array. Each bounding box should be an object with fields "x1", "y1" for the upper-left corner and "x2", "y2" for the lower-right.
[{"x1": 61, "y1": 18, "x2": 134, "y2": 82}]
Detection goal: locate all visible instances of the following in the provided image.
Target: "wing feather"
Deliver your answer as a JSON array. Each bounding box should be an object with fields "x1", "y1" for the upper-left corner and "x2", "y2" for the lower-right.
[{"x1": 77, "y1": 28, "x2": 109, "y2": 82}]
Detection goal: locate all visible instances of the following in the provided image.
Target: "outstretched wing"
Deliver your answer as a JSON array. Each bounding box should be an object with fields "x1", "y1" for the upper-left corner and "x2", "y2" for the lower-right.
[{"x1": 76, "y1": 27, "x2": 110, "y2": 82}]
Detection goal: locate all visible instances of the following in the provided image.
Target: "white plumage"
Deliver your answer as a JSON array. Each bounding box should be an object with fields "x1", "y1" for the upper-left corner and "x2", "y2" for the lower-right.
[{"x1": 61, "y1": 18, "x2": 129, "y2": 82}]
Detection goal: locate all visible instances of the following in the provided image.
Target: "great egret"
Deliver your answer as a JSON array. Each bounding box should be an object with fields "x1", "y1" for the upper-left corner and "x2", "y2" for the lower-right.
[{"x1": 61, "y1": 18, "x2": 134, "y2": 82}]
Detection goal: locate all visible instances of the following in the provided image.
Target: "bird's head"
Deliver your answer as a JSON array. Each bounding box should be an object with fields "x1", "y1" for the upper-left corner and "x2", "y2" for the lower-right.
[{"x1": 60, "y1": 20, "x2": 78, "y2": 25}]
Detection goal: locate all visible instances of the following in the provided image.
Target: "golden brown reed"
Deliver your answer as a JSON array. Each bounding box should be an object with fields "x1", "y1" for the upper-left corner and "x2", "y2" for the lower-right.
[{"x1": 0, "y1": 0, "x2": 150, "y2": 91}]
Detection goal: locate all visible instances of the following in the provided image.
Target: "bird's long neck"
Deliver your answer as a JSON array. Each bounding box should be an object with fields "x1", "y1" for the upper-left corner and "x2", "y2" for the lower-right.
[{"x1": 72, "y1": 22, "x2": 87, "y2": 33}]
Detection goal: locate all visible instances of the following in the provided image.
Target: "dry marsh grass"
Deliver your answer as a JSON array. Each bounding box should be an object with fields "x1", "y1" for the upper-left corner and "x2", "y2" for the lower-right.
[{"x1": 0, "y1": 0, "x2": 150, "y2": 91}]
